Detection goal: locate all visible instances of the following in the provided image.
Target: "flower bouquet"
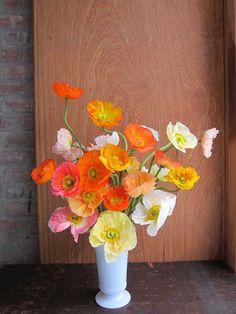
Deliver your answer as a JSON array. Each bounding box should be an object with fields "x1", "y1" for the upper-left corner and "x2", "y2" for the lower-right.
[{"x1": 32, "y1": 82, "x2": 219, "y2": 309}]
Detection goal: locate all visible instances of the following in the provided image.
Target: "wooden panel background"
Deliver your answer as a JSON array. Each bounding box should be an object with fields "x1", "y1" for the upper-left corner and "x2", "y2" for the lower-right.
[
  {"x1": 34, "y1": 0, "x2": 224, "y2": 263},
  {"x1": 224, "y1": 0, "x2": 236, "y2": 271}
]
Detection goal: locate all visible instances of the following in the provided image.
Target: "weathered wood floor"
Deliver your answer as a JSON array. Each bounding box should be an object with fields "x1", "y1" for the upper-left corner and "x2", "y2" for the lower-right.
[{"x1": 0, "y1": 261, "x2": 235, "y2": 314}]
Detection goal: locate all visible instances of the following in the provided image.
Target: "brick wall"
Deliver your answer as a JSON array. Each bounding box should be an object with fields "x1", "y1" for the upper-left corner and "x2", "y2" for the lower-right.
[{"x1": 0, "y1": 0, "x2": 38, "y2": 264}]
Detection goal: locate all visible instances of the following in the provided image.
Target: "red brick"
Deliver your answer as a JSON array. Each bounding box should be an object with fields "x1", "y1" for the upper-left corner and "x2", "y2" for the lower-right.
[
  {"x1": 4, "y1": 99, "x2": 33, "y2": 112},
  {"x1": 4, "y1": 168, "x2": 31, "y2": 181},
  {"x1": 0, "y1": 83, "x2": 27, "y2": 95},
  {"x1": 0, "y1": 150, "x2": 34, "y2": 162},
  {"x1": 0, "y1": 113, "x2": 14, "y2": 129},
  {"x1": 5, "y1": 133, "x2": 35, "y2": 146},
  {"x1": 5, "y1": 201, "x2": 36, "y2": 216},
  {"x1": 0, "y1": 15, "x2": 31, "y2": 27},
  {"x1": 4, "y1": 64, "x2": 33, "y2": 80},
  {"x1": 4, "y1": 31, "x2": 31, "y2": 45},
  {"x1": 20, "y1": 113, "x2": 34, "y2": 129},
  {"x1": 3, "y1": 0, "x2": 32, "y2": 11},
  {"x1": 6, "y1": 185, "x2": 24, "y2": 198},
  {"x1": 0, "y1": 47, "x2": 23, "y2": 61}
]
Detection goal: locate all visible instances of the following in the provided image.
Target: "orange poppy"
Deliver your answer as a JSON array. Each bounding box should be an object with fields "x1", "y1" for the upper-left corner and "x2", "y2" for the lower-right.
[
  {"x1": 77, "y1": 150, "x2": 111, "y2": 191},
  {"x1": 155, "y1": 150, "x2": 181, "y2": 169},
  {"x1": 31, "y1": 159, "x2": 56, "y2": 184},
  {"x1": 104, "y1": 187, "x2": 129, "y2": 211},
  {"x1": 53, "y1": 82, "x2": 84, "y2": 99},
  {"x1": 124, "y1": 124, "x2": 157, "y2": 152},
  {"x1": 87, "y1": 100, "x2": 123, "y2": 128}
]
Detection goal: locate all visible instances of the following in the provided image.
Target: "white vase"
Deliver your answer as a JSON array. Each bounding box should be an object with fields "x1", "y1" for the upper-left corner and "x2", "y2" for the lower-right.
[{"x1": 95, "y1": 245, "x2": 131, "y2": 309}]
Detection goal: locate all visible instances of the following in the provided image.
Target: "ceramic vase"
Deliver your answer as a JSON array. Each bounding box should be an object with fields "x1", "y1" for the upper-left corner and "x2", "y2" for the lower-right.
[{"x1": 95, "y1": 245, "x2": 131, "y2": 309}]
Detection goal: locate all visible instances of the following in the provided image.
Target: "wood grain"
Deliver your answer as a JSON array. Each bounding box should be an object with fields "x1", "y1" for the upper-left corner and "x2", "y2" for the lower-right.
[
  {"x1": 34, "y1": 0, "x2": 224, "y2": 263},
  {"x1": 224, "y1": 0, "x2": 236, "y2": 271}
]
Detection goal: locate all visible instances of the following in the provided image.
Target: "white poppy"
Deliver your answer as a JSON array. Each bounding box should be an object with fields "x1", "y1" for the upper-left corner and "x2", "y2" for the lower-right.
[
  {"x1": 166, "y1": 122, "x2": 198, "y2": 153},
  {"x1": 132, "y1": 190, "x2": 176, "y2": 237},
  {"x1": 142, "y1": 165, "x2": 169, "y2": 182},
  {"x1": 52, "y1": 128, "x2": 82, "y2": 161},
  {"x1": 87, "y1": 131, "x2": 119, "y2": 151}
]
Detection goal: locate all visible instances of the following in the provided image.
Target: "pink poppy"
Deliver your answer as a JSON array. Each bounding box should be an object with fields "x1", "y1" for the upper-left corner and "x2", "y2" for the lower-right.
[
  {"x1": 201, "y1": 128, "x2": 219, "y2": 158},
  {"x1": 51, "y1": 162, "x2": 80, "y2": 197},
  {"x1": 48, "y1": 207, "x2": 98, "y2": 243}
]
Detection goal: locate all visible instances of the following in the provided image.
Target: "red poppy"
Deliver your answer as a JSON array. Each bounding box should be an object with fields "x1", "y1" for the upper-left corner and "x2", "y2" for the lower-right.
[
  {"x1": 53, "y1": 82, "x2": 84, "y2": 99},
  {"x1": 104, "y1": 187, "x2": 129, "y2": 211},
  {"x1": 31, "y1": 159, "x2": 56, "y2": 184},
  {"x1": 155, "y1": 150, "x2": 181, "y2": 169}
]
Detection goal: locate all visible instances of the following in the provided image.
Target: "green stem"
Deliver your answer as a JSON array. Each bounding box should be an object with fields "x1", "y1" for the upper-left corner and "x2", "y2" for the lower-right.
[
  {"x1": 129, "y1": 149, "x2": 136, "y2": 156},
  {"x1": 109, "y1": 175, "x2": 116, "y2": 186},
  {"x1": 156, "y1": 187, "x2": 180, "y2": 193},
  {"x1": 112, "y1": 173, "x2": 120, "y2": 186},
  {"x1": 148, "y1": 156, "x2": 155, "y2": 173},
  {"x1": 103, "y1": 128, "x2": 128, "y2": 151},
  {"x1": 64, "y1": 99, "x2": 86, "y2": 152},
  {"x1": 155, "y1": 165, "x2": 163, "y2": 178},
  {"x1": 128, "y1": 196, "x2": 141, "y2": 217},
  {"x1": 140, "y1": 151, "x2": 155, "y2": 170},
  {"x1": 119, "y1": 171, "x2": 125, "y2": 186},
  {"x1": 159, "y1": 142, "x2": 173, "y2": 152}
]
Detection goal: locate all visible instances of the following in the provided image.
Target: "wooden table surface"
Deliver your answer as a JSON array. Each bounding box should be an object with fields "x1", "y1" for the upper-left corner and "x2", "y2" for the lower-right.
[{"x1": 0, "y1": 261, "x2": 235, "y2": 314}]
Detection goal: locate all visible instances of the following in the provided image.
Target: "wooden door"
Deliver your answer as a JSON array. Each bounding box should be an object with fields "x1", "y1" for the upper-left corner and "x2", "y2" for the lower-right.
[{"x1": 34, "y1": 0, "x2": 224, "y2": 263}]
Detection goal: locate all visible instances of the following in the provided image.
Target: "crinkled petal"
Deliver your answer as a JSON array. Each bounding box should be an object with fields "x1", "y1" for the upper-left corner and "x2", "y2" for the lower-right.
[
  {"x1": 132, "y1": 203, "x2": 148, "y2": 225},
  {"x1": 48, "y1": 207, "x2": 71, "y2": 233},
  {"x1": 70, "y1": 225, "x2": 80, "y2": 243}
]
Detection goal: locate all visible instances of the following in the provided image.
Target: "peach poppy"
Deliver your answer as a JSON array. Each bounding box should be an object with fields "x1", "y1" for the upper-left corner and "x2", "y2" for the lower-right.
[
  {"x1": 51, "y1": 162, "x2": 80, "y2": 197},
  {"x1": 68, "y1": 187, "x2": 107, "y2": 217},
  {"x1": 155, "y1": 150, "x2": 181, "y2": 169},
  {"x1": 123, "y1": 171, "x2": 156, "y2": 198},
  {"x1": 124, "y1": 123, "x2": 157, "y2": 152},
  {"x1": 87, "y1": 100, "x2": 123, "y2": 128},
  {"x1": 31, "y1": 159, "x2": 56, "y2": 184},
  {"x1": 104, "y1": 187, "x2": 129, "y2": 211},
  {"x1": 53, "y1": 82, "x2": 84, "y2": 99},
  {"x1": 99, "y1": 144, "x2": 131, "y2": 172},
  {"x1": 77, "y1": 150, "x2": 111, "y2": 191},
  {"x1": 48, "y1": 207, "x2": 98, "y2": 243}
]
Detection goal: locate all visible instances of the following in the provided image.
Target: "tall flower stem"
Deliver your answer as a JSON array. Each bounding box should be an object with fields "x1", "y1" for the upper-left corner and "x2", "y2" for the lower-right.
[
  {"x1": 140, "y1": 142, "x2": 173, "y2": 170},
  {"x1": 64, "y1": 99, "x2": 86, "y2": 152},
  {"x1": 159, "y1": 142, "x2": 173, "y2": 152},
  {"x1": 148, "y1": 156, "x2": 155, "y2": 173},
  {"x1": 103, "y1": 128, "x2": 128, "y2": 151}
]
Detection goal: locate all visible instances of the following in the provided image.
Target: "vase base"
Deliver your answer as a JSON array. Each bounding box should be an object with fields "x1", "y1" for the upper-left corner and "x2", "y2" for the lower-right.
[{"x1": 95, "y1": 290, "x2": 131, "y2": 309}]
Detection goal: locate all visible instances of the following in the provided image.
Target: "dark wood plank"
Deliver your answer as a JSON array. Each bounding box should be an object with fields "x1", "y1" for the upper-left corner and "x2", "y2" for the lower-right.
[
  {"x1": 224, "y1": 0, "x2": 236, "y2": 272},
  {"x1": 0, "y1": 262, "x2": 235, "y2": 313}
]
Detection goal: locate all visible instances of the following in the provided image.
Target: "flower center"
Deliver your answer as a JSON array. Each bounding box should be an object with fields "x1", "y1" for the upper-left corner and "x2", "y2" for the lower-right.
[
  {"x1": 89, "y1": 167, "x2": 98, "y2": 179},
  {"x1": 179, "y1": 176, "x2": 186, "y2": 183},
  {"x1": 99, "y1": 113, "x2": 107, "y2": 121},
  {"x1": 111, "y1": 196, "x2": 121, "y2": 205},
  {"x1": 175, "y1": 133, "x2": 187, "y2": 145},
  {"x1": 82, "y1": 191, "x2": 94, "y2": 203},
  {"x1": 105, "y1": 228, "x2": 120, "y2": 241},
  {"x1": 62, "y1": 175, "x2": 75, "y2": 189},
  {"x1": 147, "y1": 205, "x2": 160, "y2": 221},
  {"x1": 67, "y1": 215, "x2": 83, "y2": 225}
]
